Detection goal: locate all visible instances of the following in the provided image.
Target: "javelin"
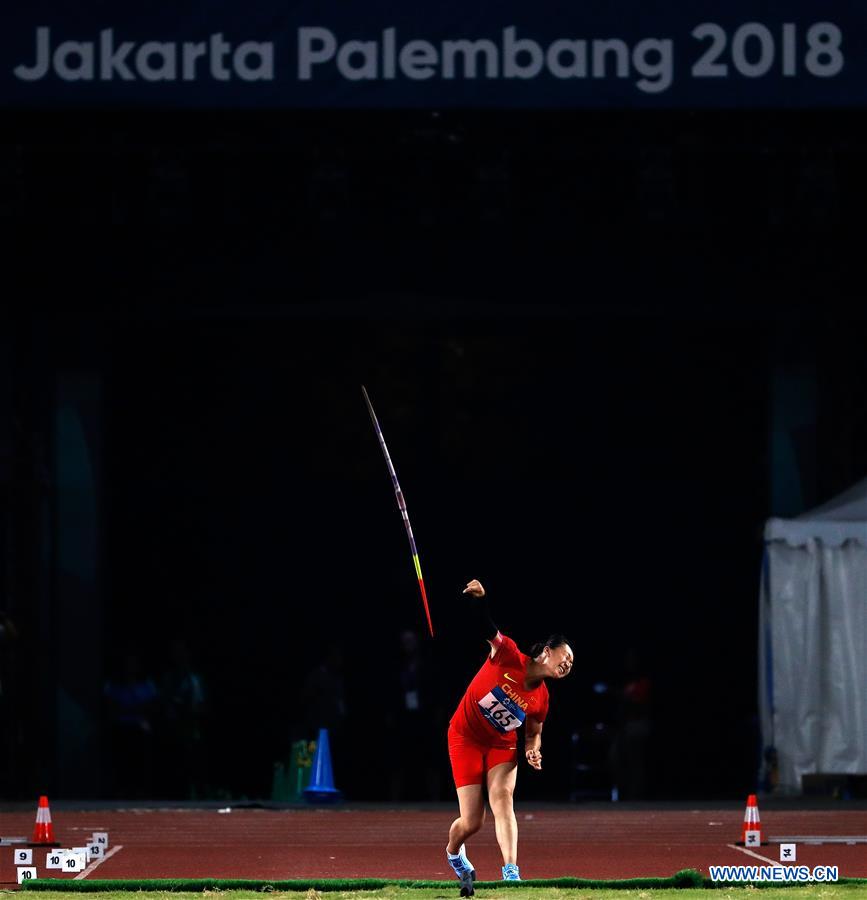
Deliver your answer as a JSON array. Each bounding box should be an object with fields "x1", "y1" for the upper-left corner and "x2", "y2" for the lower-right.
[{"x1": 362, "y1": 386, "x2": 434, "y2": 637}]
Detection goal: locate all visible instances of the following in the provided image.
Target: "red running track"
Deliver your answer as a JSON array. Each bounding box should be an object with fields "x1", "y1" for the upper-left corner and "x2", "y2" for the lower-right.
[{"x1": 2, "y1": 806, "x2": 867, "y2": 886}]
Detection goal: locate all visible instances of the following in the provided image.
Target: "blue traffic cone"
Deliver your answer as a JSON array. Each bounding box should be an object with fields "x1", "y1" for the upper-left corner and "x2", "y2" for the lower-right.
[{"x1": 303, "y1": 728, "x2": 342, "y2": 803}]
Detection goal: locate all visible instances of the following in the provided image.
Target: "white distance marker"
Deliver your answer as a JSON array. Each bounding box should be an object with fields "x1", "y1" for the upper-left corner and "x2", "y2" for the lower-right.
[
  {"x1": 14, "y1": 848, "x2": 33, "y2": 865},
  {"x1": 17, "y1": 867, "x2": 37, "y2": 883},
  {"x1": 46, "y1": 849, "x2": 65, "y2": 869},
  {"x1": 92, "y1": 832, "x2": 109, "y2": 849},
  {"x1": 87, "y1": 842, "x2": 102, "y2": 860},
  {"x1": 63, "y1": 853, "x2": 83, "y2": 873},
  {"x1": 780, "y1": 843, "x2": 797, "y2": 862},
  {"x1": 744, "y1": 830, "x2": 761, "y2": 847}
]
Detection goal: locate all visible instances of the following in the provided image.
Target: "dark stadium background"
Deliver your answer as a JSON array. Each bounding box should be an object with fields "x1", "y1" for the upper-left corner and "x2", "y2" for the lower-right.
[{"x1": 3, "y1": 108, "x2": 866, "y2": 802}]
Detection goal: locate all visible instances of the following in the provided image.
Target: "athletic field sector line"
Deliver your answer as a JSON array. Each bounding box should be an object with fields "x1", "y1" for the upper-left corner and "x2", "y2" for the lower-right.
[
  {"x1": 74, "y1": 845, "x2": 124, "y2": 880},
  {"x1": 362, "y1": 386, "x2": 434, "y2": 637}
]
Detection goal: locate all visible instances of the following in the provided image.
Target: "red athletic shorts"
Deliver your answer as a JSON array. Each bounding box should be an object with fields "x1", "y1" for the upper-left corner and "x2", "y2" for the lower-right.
[{"x1": 448, "y1": 725, "x2": 517, "y2": 788}]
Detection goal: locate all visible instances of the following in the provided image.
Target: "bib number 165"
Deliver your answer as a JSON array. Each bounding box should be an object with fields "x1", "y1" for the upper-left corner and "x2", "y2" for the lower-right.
[{"x1": 478, "y1": 689, "x2": 524, "y2": 734}]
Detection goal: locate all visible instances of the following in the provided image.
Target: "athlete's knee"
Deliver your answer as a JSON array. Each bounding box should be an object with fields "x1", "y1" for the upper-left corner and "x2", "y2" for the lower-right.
[
  {"x1": 488, "y1": 783, "x2": 515, "y2": 810},
  {"x1": 463, "y1": 808, "x2": 485, "y2": 834}
]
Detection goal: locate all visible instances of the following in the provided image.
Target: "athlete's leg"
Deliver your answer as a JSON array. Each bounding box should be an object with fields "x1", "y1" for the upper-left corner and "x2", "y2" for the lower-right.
[
  {"x1": 486, "y1": 761, "x2": 519, "y2": 866},
  {"x1": 447, "y1": 783, "x2": 486, "y2": 851},
  {"x1": 447, "y1": 784, "x2": 485, "y2": 896},
  {"x1": 447, "y1": 729, "x2": 487, "y2": 853}
]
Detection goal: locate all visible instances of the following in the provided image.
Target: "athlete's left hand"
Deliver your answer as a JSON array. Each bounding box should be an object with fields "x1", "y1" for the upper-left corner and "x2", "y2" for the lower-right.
[{"x1": 525, "y1": 748, "x2": 542, "y2": 770}]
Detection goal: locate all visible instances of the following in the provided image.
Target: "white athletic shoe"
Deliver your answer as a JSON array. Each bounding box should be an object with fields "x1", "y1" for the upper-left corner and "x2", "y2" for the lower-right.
[{"x1": 447, "y1": 844, "x2": 476, "y2": 897}]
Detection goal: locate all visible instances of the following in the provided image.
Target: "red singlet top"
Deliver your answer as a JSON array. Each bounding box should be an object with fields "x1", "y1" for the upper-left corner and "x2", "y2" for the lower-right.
[{"x1": 450, "y1": 632, "x2": 549, "y2": 748}]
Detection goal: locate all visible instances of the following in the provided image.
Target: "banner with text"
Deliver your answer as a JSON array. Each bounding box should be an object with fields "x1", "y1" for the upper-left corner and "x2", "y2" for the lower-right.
[{"x1": 2, "y1": 1, "x2": 866, "y2": 108}]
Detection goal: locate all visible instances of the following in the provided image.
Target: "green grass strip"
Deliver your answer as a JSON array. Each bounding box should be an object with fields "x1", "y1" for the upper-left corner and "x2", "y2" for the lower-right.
[
  {"x1": 19, "y1": 870, "x2": 867, "y2": 892},
  {"x1": 18, "y1": 870, "x2": 708, "y2": 891}
]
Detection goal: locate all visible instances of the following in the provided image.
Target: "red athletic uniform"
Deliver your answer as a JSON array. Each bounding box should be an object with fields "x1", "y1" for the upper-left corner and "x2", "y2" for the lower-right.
[{"x1": 448, "y1": 632, "x2": 549, "y2": 787}]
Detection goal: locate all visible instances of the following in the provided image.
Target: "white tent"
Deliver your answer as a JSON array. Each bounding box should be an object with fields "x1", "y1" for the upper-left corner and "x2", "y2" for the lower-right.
[{"x1": 760, "y1": 476, "x2": 867, "y2": 794}]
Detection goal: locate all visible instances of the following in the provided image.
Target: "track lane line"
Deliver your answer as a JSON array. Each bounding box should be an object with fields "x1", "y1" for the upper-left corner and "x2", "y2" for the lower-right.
[
  {"x1": 727, "y1": 843, "x2": 779, "y2": 866},
  {"x1": 75, "y1": 844, "x2": 123, "y2": 880}
]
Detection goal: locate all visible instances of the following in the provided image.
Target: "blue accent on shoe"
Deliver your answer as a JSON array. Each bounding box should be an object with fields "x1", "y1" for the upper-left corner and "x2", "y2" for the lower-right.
[
  {"x1": 448, "y1": 844, "x2": 473, "y2": 873},
  {"x1": 457, "y1": 867, "x2": 475, "y2": 895},
  {"x1": 447, "y1": 844, "x2": 475, "y2": 894},
  {"x1": 502, "y1": 864, "x2": 521, "y2": 881}
]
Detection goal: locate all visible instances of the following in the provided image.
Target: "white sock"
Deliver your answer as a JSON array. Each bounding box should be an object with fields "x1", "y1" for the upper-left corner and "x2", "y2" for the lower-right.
[{"x1": 447, "y1": 844, "x2": 470, "y2": 865}]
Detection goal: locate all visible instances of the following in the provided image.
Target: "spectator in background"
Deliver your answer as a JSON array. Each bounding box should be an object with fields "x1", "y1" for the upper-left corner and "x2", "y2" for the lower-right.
[
  {"x1": 103, "y1": 650, "x2": 158, "y2": 798},
  {"x1": 299, "y1": 644, "x2": 347, "y2": 776},
  {"x1": 159, "y1": 639, "x2": 206, "y2": 799},
  {"x1": 386, "y1": 628, "x2": 442, "y2": 800},
  {"x1": 609, "y1": 647, "x2": 653, "y2": 800}
]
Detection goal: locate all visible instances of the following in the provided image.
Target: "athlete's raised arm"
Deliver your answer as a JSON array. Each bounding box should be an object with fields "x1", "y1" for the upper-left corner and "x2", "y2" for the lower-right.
[{"x1": 462, "y1": 579, "x2": 500, "y2": 652}]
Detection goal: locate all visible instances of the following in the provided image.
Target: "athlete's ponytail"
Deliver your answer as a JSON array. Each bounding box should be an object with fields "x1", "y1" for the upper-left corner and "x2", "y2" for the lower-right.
[{"x1": 529, "y1": 633, "x2": 571, "y2": 659}]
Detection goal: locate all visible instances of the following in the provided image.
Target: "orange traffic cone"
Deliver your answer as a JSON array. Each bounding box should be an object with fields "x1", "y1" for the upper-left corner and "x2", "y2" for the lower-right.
[
  {"x1": 28, "y1": 795, "x2": 60, "y2": 846},
  {"x1": 738, "y1": 793, "x2": 765, "y2": 846}
]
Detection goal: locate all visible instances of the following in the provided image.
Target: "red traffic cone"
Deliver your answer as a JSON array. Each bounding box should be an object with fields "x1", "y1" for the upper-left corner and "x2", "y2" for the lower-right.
[
  {"x1": 28, "y1": 795, "x2": 60, "y2": 847},
  {"x1": 739, "y1": 793, "x2": 765, "y2": 846}
]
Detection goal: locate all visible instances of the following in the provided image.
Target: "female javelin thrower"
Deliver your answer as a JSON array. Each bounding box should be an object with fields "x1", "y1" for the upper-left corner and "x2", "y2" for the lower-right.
[{"x1": 446, "y1": 579, "x2": 573, "y2": 892}]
